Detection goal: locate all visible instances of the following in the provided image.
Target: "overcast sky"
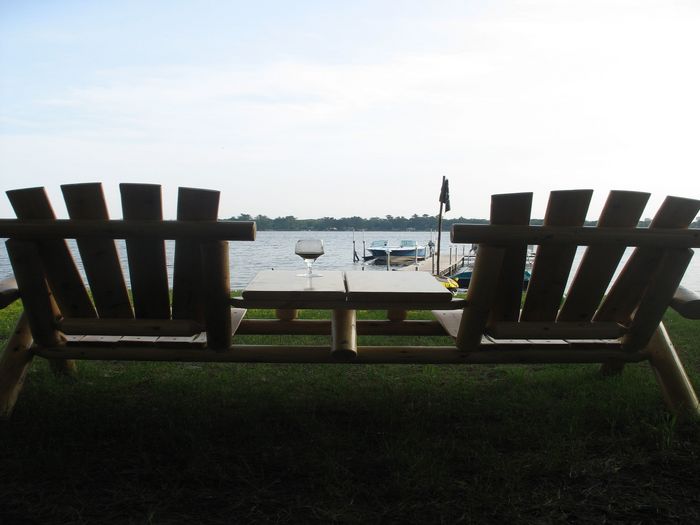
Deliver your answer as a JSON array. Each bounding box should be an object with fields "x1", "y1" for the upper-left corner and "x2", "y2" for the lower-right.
[{"x1": 1, "y1": 0, "x2": 699, "y2": 220}]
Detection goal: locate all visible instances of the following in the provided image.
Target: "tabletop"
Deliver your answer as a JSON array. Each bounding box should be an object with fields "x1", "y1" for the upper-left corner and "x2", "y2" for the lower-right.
[
  {"x1": 241, "y1": 270, "x2": 453, "y2": 307},
  {"x1": 242, "y1": 270, "x2": 346, "y2": 302},
  {"x1": 344, "y1": 271, "x2": 453, "y2": 303}
]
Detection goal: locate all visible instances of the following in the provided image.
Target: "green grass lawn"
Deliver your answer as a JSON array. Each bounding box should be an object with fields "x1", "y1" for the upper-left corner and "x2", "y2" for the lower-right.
[{"x1": 1, "y1": 302, "x2": 699, "y2": 524}]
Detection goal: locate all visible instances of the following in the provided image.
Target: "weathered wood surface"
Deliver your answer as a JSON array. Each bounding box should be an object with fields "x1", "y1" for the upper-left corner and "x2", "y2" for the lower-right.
[
  {"x1": 432, "y1": 309, "x2": 462, "y2": 339},
  {"x1": 172, "y1": 187, "x2": 220, "y2": 322},
  {"x1": 59, "y1": 316, "x2": 444, "y2": 340},
  {"x1": 120, "y1": 183, "x2": 170, "y2": 319},
  {"x1": 387, "y1": 309, "x2": 408, "y2": 321},
  {"x1": 59, "y1": 318, "x2": 204, "y2": 336},
  {"x1": 596, "y1": 196, "x2": 700, "y2": 324},
  {"x1": 487, "y1": 321, "x2": 625, "y2": 340},
  {"x1": 242, "y1": 270, "x2": 347, "y2": 303},
  {"x1": 275, "y1": 309, "x2": 298, "y2": 321},
  {"x1": 435, "y1": 310, "x2": 625, "y2": 341},
  {"x1": 344, "y1": 271, "x2": 452, "y2": 303},
  {"x1": 236, "y1": 297, "x2": 467, "y2": 311},
  {"x1": 0, "y1": 278, "x2": 19, "y2": 308},
  {"x1": 488, "y1": 192, "x2": 533, "y2": 322},
  {"x1": 331, "y1": 309, "x2": 357, "y2": 359},
  {"x1": 5, "y1": 240, "x2": 65, "y2": 347},
  {"x1": 456, "y1": 246, "x2": 505, "y2": 351},
  {"x1": 521, "y1": 189, "x2": 593, "y2": 322},
  {"x1": 0, "y1": 218, "x2": 256, "y2": 240},
  {"x1": 237, "y1": 319, "x2": 446, "y2": 336},
  {"x1": 622, "y1": 248, "x2": 694, "y2": 351},
  {"x1": 558, "y1": 190, "x2": 649, "y2": 322},
  {"x1": 61, "y1": 182, "x2": 133, "y2": 318},
  {"x1": 62, "y1": 310, "x2": 245, "y2": 347},
  {"x1": 449, "y1": 224, "x2": 700, "y2": 247},
  {"x1": 0, "y1": 313, "x2": 34, "y2": 419},
  {"x1": 670, "y1": 286, "x2": 700, "y2": 319},
  {"x1": 647, "y1": 323, "x2": 700, "y2": 417},
  {"x1": 34, "y1": 343, "x2": 641, "y2": 365},
  {"x1": 202, "y1": 241, "x2": 232, "y2": 350},
  {"x1": 6, "y1": 187, "x2": 95, "y2": 317}
]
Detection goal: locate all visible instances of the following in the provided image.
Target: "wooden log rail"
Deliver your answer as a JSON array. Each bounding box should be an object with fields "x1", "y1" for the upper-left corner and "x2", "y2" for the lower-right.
[
  {"x1": 0, "y1": 219, "x2": 256, "y2": 241},
  {"x1": 451, "y1": 224, "x2": 700, "y2": 248},
  {"x1": 237, "y1": 318, "x2": 448, "y2": 336},
  {"x1": 233, "y1": 297, "x2": 468, "y2": 311},
  {"x1": 33, "y1": 343, "x2": 645, "y2": 365}
]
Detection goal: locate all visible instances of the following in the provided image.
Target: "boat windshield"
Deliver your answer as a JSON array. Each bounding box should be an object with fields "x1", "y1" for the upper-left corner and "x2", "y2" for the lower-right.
[
  {"x1": 399, "y1": 240, "x2": 416, "y2": 247},
  {"x1": 370, "y1": 240, "x2": 388, "y2": 248}
]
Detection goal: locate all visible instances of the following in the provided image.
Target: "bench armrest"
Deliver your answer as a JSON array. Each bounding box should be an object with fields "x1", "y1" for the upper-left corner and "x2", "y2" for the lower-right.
[
  {"x1": 670, "y1": 286, "x2": 700, "y2": 320},
  {"x1": 0, "y1": 277, "x2": 20, "y2": 309}
]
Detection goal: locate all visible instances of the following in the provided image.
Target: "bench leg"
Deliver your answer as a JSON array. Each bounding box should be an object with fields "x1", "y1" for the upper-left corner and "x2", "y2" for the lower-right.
[
  {"x1": 0, "y1": 313, "x2": 34, "y2": 419},
  {"x1": 647, "y1": 323, "x2": 700, "y2": 419}
]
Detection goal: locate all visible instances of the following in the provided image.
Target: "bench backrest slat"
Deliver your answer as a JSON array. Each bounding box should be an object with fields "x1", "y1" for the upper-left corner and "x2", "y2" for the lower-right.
[
  {"x1": 456, "y1": 245, "x2": 505, "y2": 351},
  {"x1": 488, "y1": 192, "x2": 532, "y2": 323},
  {"x1": 6, "y1": 187, "x2": 96, "y2": 318},
  {"x1": 595, "y1": 196, "x2": 700, "y2": 324},
  {"x1": 623, "y1": 248, "x2": 694, "y2": 350},
  {"x1": 520, "y1": 190, "x2": 593, "y2": 322},
  {"x1": 557, "y1": 190, "x2": 649, "y2": 322},
  {"x1": 172, "y1": 187, "x2": 221, "y2": 322},
  {"x1": 61, "y1": 183, "x2": 133, "y2": 318},
  {"x1": 201, "y1": 241, "x2": 232, "y2": 350},
  {"x1": 5, "y1": 239, "x2": 64, "y2": 346},
  {"x1": 119, "y1": 183, "x2": 170, "y2": 319}
]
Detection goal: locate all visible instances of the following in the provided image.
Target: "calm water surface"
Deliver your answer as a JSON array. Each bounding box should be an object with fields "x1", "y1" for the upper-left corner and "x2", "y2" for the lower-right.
[{"x1": 1, "y1": 230, "x2": 699, "y2": 292}]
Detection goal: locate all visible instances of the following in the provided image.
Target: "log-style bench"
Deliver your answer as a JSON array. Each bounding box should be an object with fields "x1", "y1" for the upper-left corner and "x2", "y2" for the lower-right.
[
  {"x1": 1, "y1": 185, "x2": 699, "y2": 419},
  {"x1": 434, "y1": 190, "x2": 700, "y2": 417},
  {"x1": 0, "y1": 183, "x2": 255, "y2": 417}
]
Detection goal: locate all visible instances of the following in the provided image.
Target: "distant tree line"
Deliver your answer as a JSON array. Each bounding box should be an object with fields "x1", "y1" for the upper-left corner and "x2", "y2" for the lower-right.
[
  {"x1": 227, "y1": 213, "x2": 700, "y2": 231},
  {"x1": 227, "y1": 213, "x2": 486, "y2": 231}
]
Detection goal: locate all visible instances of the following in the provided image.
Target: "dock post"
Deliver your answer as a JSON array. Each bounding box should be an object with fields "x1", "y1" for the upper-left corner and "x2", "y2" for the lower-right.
[{"x1": 352, "y1": 230, "x2": 360, "y2": 262}]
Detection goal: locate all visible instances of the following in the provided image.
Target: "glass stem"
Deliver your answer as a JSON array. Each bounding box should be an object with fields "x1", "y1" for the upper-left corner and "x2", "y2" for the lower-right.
[{"x1": 306, "y1": 259, "x2": 313, "y2": 277}]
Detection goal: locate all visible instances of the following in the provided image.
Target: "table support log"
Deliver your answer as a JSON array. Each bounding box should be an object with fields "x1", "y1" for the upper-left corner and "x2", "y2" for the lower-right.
[
  {"x1": 276, "y1": 309, "x2": 298, "y2": 321},
  {"x1": 387, "y1": 309, "x2": 407, "y2": 321},
  {"x1": 331, "y1": 309, "x2": 357, "y2": 360}
]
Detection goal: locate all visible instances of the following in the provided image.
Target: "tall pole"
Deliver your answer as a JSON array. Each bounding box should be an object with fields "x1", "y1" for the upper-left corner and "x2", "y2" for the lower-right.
[
  {"x1": 352, "y1": 229, "x2": 356, "y2": 262},
  {"x1": 436, "y1": 200, "x2": 444, "y2": 275}
]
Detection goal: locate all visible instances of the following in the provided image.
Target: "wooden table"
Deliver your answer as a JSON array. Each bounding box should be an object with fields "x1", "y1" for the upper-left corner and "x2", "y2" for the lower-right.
[{"x1": 242, "y1": 270, "x2": 453, "y2": 358}]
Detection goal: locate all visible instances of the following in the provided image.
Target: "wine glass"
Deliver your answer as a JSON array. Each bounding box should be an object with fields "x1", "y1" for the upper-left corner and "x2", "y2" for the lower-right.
[{"x1": 295, "y1": 239, "x2": 324, "y2": 277}]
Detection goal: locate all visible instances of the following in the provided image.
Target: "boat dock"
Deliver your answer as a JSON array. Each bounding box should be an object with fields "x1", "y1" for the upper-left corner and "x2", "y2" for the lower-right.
[{"x1": 400, "y1": 253, "x2": 473, "y2": 276}]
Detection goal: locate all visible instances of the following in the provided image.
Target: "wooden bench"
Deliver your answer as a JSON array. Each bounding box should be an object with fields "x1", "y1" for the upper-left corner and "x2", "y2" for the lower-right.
[
  {"x1": 1, "y1": 185, "x2": 699, "y2": 419},
  {"x1": 434, "y1": 190, "x2": 700, "y2": 417},
  {"x1": 0, "y1": 183, "x2": 255, "y2": 417}
]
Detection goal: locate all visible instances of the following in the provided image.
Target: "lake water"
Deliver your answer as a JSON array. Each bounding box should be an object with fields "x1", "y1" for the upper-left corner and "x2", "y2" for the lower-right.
[{"x1": 1, "y1": 230, "x2": 699, "y2": 292}]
